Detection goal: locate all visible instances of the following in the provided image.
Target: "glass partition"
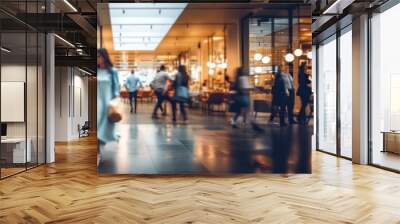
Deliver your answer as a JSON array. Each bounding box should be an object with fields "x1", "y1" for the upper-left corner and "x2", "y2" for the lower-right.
[
  {"x1": 370, "y1": 3, "x2": 400, "y2": 171},
  {"x1": 317, "y1": 35, "x2": 337, "y2": 154},
  {"x1": 339, "y1": 27, "x2": 352, "y2": 158},
  {"x1": 0, "y1": 30, "x2": 28, "y2": 177},
  {"x1": 0, "y1": 1, "x2": 46, "y2": 179}
]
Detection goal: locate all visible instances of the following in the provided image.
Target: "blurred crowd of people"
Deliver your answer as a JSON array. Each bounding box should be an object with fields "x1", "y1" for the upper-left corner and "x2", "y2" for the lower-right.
[
  {"x1": 269, "y1": 62, "x2": 313, "y2": 127},
  {"x1": 97, "y1": 48, "x2": 312, "y2": 153}
]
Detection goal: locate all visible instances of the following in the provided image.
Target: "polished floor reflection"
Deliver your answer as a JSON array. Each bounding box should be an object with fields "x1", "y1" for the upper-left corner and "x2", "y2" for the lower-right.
[{"x1": 98, "y1": 102, "x2": 311, "y2": 174}]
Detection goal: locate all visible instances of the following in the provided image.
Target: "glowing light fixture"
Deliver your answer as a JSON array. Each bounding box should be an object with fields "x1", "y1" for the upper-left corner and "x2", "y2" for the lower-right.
[
  {"x1": 1, "y1": 47, "x2": 11, "y2": 53},
  {"x1": 109, "y1": 3, "x2": 188, "y2": 51},
  {"x1": 294, "y1": 48, "x2": 303, "y2": 57},
  {"x1": 218, "y1": 62, "x2": 228, "y2": 69},
  {"x1": 209, "y1": 69, "x2": 215, "y2": 75},
  {"x1": 207, "y1": 62, "x2": 216, "y2": 69},
  {"x1": 307, "y1": 51, "x2": 312, "y2": 59},
  {"x1": 284, "y1": 53, "x2": 295, "y2": 62},
  {"x1": 63, "y1": 0, "x2": 78, "y2": 12},
  {"x1": 78, "y1": 67, "x2": 93, "y2": 76},
  {"x1": 261, "y1": 56, "x2": 271, "y2": 64},
  {"x1": 54, "y1": 34, "x2": 75, "y2": 48},
  {"x1": 254, "y1": 53, "x2": 263, "y2": 61}
]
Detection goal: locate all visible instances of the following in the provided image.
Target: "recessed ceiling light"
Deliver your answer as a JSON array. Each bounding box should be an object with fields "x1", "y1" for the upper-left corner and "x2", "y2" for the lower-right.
[
  {"x1": 109, "y1": 3, "x2": 188, "y2": 51},
  {"x1": 63, "y1": 0, "x2": 78, "y2": 12},
  {"x1": 1, "y1": 47, "x2": 11, "y2": 53}
]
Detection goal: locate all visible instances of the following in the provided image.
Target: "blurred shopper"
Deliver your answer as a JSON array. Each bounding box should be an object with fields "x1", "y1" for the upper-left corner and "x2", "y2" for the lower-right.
[
  {"x1": 229, "y1": 67, "x2": 264, "y2": 132},
  {"x1": 97, "y1": 48, "x2": 121, "y2": 164},
  {"x1": 125, "y1": 69, "x2": 141, "y2": 114},
  {"x1": 276, "y1": 66, "x2": 296, "y2": 126},
  {"x1": 297, "y1": 62, "x2": 312, "y2": 124},
  {"x1": 171, "y1": 65, "x2": 190, "y2": 122},
  {"x1": 150, "y1": 65, "x2": 169, "y2": 118},
  {"x1": 269, "y1": 70, "x2": 281, "y2": 123}
]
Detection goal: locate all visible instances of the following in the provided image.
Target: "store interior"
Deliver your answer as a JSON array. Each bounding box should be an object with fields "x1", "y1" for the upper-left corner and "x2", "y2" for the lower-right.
[{"x1": 97, "y1": 3, "x2": 313, "y2": 174}]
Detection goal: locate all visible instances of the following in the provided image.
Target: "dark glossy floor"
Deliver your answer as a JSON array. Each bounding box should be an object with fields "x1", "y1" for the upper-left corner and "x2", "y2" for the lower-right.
[{"x1": 98, "y1": 101, "x2": 312, "y2": 174}]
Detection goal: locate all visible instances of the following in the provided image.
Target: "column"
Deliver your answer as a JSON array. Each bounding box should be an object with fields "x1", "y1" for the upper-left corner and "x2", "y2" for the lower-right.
[{"x1": 351, "y1": 14, "x2": 369, "y2": 164}]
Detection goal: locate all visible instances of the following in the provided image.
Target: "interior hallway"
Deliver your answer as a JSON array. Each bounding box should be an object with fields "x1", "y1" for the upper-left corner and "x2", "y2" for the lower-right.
[
  {"x1": 0, "y1": 135, "x2": 400, "y2": 223},
  {"x1": 98, "y1": 102, "x2": 311, "y2": 174}
]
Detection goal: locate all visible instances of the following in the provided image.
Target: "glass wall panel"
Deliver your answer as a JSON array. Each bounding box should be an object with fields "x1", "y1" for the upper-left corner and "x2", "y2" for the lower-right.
[
  {"x1": 0, "y1": 1, "x2": 46, "y2": 179},
  {"x1": 317, "y1": 35, "x2": 337, "y2": 154},
  {"x1": 339, "y1": 28, "x2": 352, "y2": 158},
  {"x1": 1, "y1": 30, "x2": 28, "y2": 177},
  {"x1": 38, "y1": 32, "x2": 46, "y2": 165},
  {"x1": 27, "y1": 31, "x2": 38, "y2": 169},
  {"x1": 371, "y1": 3, "x2": 400, "y2": 171}
]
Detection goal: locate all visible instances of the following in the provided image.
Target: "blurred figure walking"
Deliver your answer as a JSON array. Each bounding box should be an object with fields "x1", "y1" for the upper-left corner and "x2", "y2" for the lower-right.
[
  {"x1": 125, "y1": 69, "x2": 141, "y2": 114},
  {"x1": 275, "y1": 66, "x2": 296, "y2": 126},
  {"x1": 150, "y1": 65, "x2": 170, "y2": 118},
  {"x1": 297, "y1": 62, "x2": 312, "y2": 124},
  {"x1": 97, "y1": 48, "x2": 120, "y2": 164},
  {"x1": 229, "y1": 67, "x2": 264, "y2": 132},
  {"x1": 269, "y1": 71, "x2": 281, "y2": 123},
  {"x1": 171, "y1": 65, "x2": 190, "y2": 122}
]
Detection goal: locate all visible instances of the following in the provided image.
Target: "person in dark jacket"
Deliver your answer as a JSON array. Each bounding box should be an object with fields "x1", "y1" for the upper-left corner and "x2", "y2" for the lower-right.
[
  {"x1": 269, "y1": 70, "x2": 281, "y2": 122},
  {"x1": 171, "y1": 65, "x2": 189, "y2": 122},
  {"x1": 297, "y1": 62, "x2": 312, "y2": 124}
]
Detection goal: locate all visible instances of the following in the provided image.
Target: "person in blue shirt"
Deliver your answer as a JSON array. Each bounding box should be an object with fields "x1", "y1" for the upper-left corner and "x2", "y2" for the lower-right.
[{"x1": 125, "y1": 70, "x2": 141, "y2": 113}]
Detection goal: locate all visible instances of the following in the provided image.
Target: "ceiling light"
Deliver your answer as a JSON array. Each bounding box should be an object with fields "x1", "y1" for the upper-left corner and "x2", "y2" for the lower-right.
[
  {"x1": 254, "y1": 53, "x2": 263, "y2": 61},
  {"x1": 261, "y1": 56, "x2": 271, "y2": 64},
  {"x1": 218, "y1": 63, "x2": 228, "y2": 69},
  {"x1": 294, "y1": 48, "x2": 303, "y2": 57},
  {"x1": 307, "y1": 51, "x2": 312, "y2": 59},
  {"x1": 1, "y1": 47, "x2": 11, "y2": 53},
  {"x1": 78, "y1": 68, "x2": 92, "y2": 76},
  {"x1": 284, "y1": 53, "x2": 295, "y2": 62},
  {"x1": 63, "y1": 0, "x2": 78, "y2": 12},
  {"x1": 54, "y1": 34, "x2": 75, "y2": 48},
  {"x1": 109, "y1": 3, "x2": 187, "y2": 51},
  {"x1": 207, "y1": 62, "x2": 216, "y2": 69}
]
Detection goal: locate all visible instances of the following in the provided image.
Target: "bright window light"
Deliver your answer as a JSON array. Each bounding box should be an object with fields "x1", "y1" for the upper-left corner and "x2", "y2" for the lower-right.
[{"x1": 109, "y1": 3, "x2": 188, "y2": 51}]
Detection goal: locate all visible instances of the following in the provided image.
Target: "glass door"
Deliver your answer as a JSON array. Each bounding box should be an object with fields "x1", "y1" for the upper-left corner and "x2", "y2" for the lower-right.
[
  {"x1": 370, "y1": 2, "x2": 400, "y2": 171},
  {"x1": 339, "y1": 26, "x2": 352, "y2": 158},
  {"x1": 317, "y1": 35, "x2": 337, "y2": 154}
]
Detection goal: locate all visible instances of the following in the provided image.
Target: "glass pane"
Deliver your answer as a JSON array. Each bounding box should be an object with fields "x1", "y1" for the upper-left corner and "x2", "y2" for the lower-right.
[
  {"x1": 38, "y1": 33, "x2": 45, "y2": 165},
  {"x1": 371, "y1": 3, "x2": 400, "y2": 171},
  {"x1": 1, "y1": 30, "x2": 28, "y2": 177},
  {"x1": 339, "y1": 29, "x2": 352, "y2": 158},
  {"x1": 317, "y1": 36, "x2": 337, "y2": 154},
  {"x1": 27, "y1": 31, "x2": 38, "y2": 169}
]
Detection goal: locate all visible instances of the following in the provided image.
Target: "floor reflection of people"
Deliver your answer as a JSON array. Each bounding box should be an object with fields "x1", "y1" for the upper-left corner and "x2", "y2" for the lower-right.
[
  {"x1": 97, "y1": 48, "x2": 120, "y2": 165},
  {"x1": 151, "y1": 65, "x2": 169, "y2": 119},
  {"x1": 271, "y1": 127, "x2": 292, "y2": 174}
]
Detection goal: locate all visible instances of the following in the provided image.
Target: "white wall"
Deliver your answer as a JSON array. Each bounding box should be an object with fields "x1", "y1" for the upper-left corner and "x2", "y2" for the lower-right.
[{"x1": 55, "y1": 67, "x2": 89, "y2": 141}]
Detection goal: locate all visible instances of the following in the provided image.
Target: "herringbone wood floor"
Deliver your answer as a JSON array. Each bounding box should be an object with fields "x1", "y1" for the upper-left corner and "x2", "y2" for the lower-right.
[{"x1": 0, "y1": 135, "x2": 400, "y2": 224}]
